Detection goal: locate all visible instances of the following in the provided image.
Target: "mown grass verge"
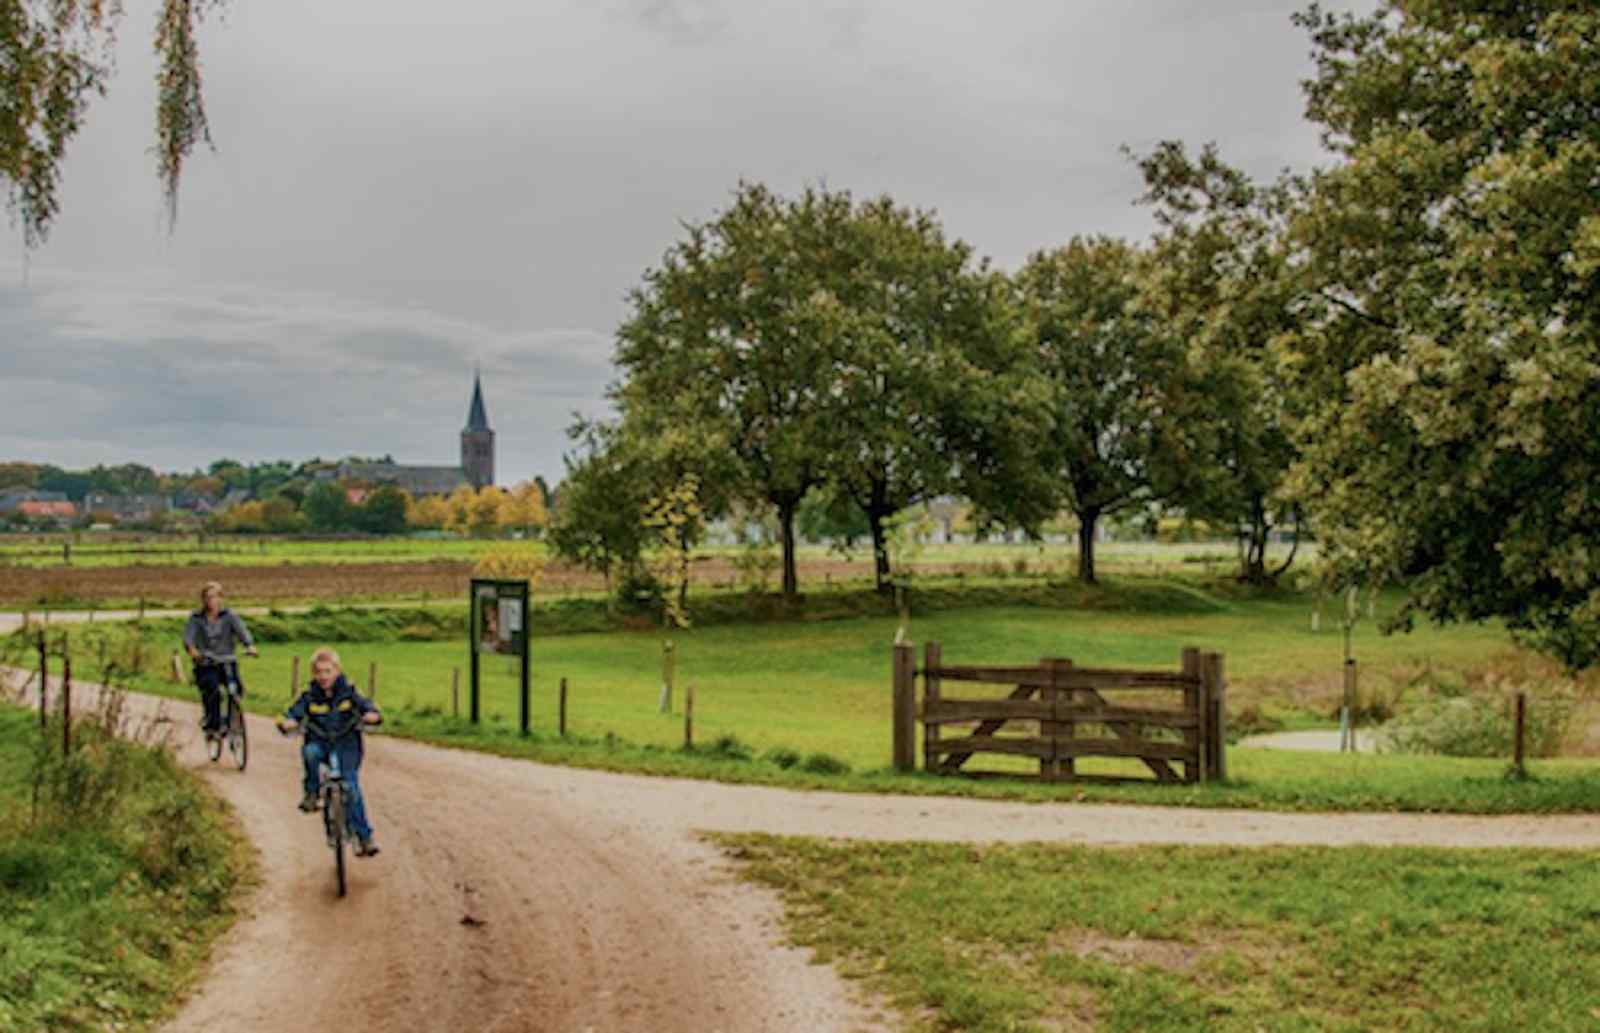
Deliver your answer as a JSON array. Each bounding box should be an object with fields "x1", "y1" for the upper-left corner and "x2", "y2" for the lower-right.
[
  {"x1": 0, "y1": 702, "x2": 254, "y2": 1032},
  {"x1": 715, "y1": 834, "x2": 1600, "y2": 1032}
]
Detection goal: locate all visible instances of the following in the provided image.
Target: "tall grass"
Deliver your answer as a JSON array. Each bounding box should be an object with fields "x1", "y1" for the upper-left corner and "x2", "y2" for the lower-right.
[{"x1": 0, "y1": 635, "x2": 251, "y2": 1033}]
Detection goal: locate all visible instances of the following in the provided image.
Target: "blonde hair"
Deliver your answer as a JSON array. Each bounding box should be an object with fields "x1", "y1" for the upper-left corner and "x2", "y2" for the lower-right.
[
  {"x1": 200, "y1": 581, "x2": 224, "y2": 606},
  {"x1": 310, "y1": 647, "x2": 343, "y2": 672}
]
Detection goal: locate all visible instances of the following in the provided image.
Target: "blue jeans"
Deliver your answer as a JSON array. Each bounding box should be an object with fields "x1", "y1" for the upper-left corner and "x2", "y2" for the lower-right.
[{"x1": 302, "y1": 737, "x2": 373, "y2": 842}]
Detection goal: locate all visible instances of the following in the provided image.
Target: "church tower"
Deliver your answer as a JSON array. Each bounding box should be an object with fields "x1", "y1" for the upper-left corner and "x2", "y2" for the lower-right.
[{"x1": 461, "y1": 372, "x2": 495, "y2": 489}]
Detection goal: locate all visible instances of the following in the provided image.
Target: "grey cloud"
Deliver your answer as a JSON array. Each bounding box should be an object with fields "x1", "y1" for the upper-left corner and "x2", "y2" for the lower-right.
[{"x1": 2, "y1": 0, "x2": 1366, "y2": 483}]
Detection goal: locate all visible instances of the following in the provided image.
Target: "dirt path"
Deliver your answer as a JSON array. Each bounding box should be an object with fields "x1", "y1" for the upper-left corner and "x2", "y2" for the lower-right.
[{"x1": 9, "y1": 673, "x2": 1600, "y2": 1033}]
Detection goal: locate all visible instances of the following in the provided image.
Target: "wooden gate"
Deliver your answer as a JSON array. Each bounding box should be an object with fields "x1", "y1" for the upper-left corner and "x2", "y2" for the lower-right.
[{"x1": 892, "y1": 642, "x2": 1226, "y2": 784}]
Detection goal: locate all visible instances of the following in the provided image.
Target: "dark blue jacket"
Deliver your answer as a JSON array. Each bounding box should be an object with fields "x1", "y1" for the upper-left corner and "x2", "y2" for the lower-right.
[{"x1": 281, "y1": 675, "x2": 378, "y2": 749}]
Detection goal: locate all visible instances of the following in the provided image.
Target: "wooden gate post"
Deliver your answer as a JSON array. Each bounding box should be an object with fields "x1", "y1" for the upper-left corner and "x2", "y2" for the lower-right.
[
  {"x1": 1203, "y1": 652, "x2": 1227, "y2": 781},
  {"x1": 892, "y1": 641, "x2": 916, "y2": 773},
  {"x1": 1181, "y1": 647, "x2": 1201, "y2": 784},
  {"x1": 923, "y1": 642, "x2": 941, "y2": 773},
  {"x1": 1042, "y1": 658, "x2": 1074, "y2": 781}
]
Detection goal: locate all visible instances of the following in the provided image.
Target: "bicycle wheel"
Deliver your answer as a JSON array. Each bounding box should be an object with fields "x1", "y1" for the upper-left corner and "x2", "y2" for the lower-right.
[
  {"x1": 228, "y1": 698, "x2": 248, "y2": 772},
  {"x1": 326, "y1": 788, "x2": 347, "y2": 898}
]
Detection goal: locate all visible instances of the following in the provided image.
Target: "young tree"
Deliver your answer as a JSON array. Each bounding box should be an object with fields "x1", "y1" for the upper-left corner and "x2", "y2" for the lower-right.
[
  {"x1": 546, "y1": 423, "x2": 652, "y2": 591},
  {"x1": 1016, "y1": 238, "x2": 1187, "y2": 583},
  {"x1": 1283, "y1": 2, "x2": 1600, "y2": 668}
]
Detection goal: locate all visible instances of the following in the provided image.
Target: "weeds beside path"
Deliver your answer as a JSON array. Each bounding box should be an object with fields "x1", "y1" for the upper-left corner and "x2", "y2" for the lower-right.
[{"x1": 0, "y1": 697, "x2": 252, "y2": 1032}]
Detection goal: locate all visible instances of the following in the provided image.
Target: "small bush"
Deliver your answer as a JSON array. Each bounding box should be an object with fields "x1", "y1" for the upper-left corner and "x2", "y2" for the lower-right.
[
  {"x1": 705, "y1": 734, "x2": 754, "y2": 762},
  {"x1": 764, "y1": 747, "x2": 802, "y2": 769},
  {"x1": 799, "y1": 751, "x2": 851, "y2": 775},
  {"x1": 1380, "y1": 684, "x2": 1578, "y2": 759}
]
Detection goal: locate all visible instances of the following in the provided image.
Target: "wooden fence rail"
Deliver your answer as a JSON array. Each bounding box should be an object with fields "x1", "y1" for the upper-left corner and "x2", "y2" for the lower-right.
[{"x1": 893, "y1": 641, "x2": 1226, "y2": 785}]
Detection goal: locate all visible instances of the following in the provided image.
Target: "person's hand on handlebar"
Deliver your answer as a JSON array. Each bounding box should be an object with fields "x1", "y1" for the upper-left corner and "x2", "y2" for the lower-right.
[
  {"x1": 362, "y1": 711, "x2": 382, "y2": 727},
  {"x1": 245, "y1": 646, "x2": 259, "y2": 658},
  {"x1": 276, "y1": 719, "x2": 299, "y2": 736}
]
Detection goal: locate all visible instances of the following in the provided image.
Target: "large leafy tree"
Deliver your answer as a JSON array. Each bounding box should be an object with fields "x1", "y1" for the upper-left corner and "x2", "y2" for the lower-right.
[
  {"x1": 1017, "y1": 237, "x2": 1188, "y2": 584},
  {"x1": 614, "y1": 183, "x2": 1033, "y2": 596},
  {"x1": 1282, "y1": 1, "x2": 1600, "y2": 668},
  {"x1": 1135, "y1": 142, "x2": 1306, "y2": 584},
  {"x1": 804, "y1": 194, "x2": 1035, "y2": 593},
  {"x1": 2, "y1": 0, "x2": 221, "y2": 247},
  {"x1": 613, "y1": 183, "x2": 838, "y2": 598}
]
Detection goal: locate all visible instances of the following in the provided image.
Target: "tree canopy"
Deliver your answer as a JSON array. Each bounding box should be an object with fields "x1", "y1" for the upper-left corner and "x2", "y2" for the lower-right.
[{"x1": 1280, "y1": 0, "x2": 1600, "y2": 668}]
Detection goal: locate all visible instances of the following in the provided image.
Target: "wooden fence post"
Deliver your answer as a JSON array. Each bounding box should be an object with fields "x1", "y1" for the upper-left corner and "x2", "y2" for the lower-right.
[
  {"x1": 452, "y1": 668, "x2": 460, "y2": 719},
  {"x1": 1204, "y1": 652, "x2": 1227, "y2": 781},
  {"x1": 923, "y1": 642, "x2": 942, "y2": 773},
  {"x1": 559, "y1": 677, "x2": 568, "y2": 738},
  {"x1": 892, "y1": 641, "x2": 916, "y2": 773},
  {"x1": 37, "y1": 631, "x2": 47, "y2": 731},
  {"x1": 1181, "y1": 647, "x2": 1201, "y2": 784},
  {"x1": 1514, "y1": 691, "x2": 1527, "y2": 778},
  {"x1": 61, "y1": 655, "x2": 71, "y2": 757},
  {"x1": 684, "y1": 682, "x2": 694, "y2": 750},
  {"x1": 368, "y1": 661, "x2": 378, "y2": 700},
  {"x1": 290, "y1": 655, "x2": 300, "y2": 698}
]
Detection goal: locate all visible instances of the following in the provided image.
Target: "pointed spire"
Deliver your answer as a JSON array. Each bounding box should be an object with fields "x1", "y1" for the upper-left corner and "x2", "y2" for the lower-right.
[{"x1": 465, "y1": 369, "x2": 491, "y2": 432}]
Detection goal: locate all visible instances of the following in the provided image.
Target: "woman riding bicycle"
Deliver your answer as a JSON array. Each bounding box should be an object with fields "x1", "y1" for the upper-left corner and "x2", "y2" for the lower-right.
[
  {"x1": 183, "y1": 581, "x2": 258, "y2": 738},
  {"x1": 276, "y1": 647, "x2": 383, "y2": 857}
]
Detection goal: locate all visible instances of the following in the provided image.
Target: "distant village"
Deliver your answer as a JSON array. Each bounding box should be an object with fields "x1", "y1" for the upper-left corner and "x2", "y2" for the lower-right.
[{"x1": 0, "y1": 375, "x2": 532, "y2": 533}]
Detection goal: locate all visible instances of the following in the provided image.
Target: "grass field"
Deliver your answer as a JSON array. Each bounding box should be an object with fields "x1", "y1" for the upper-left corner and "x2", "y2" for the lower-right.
[
  {"x1": 0, "y1": 532, "x2": 1281, "y2": 574},
  {"x1": 0, "y1": 702, "x2": 251, "y2": 1032},
  {"x1": 75, "y1": 583, "x2": 1600, "y2": 814},
  {"x1": 718, "y1": 834, "x2": 1600, "y2": 1032}
]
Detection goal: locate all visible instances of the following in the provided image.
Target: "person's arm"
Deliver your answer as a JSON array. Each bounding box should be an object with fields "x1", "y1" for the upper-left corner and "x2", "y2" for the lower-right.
[
  {"x1": 353, "y1": 688, "x2": 383, "y2": 725},
  {"x1": 230, "y1": 611, "x2": 258, "y2": 655},
  {"x1": 277, "y1": 691, "x2": 310, "y2": 730},
  {"x1": 181, "y1": 615, "x2": 200, "y2": 660}
]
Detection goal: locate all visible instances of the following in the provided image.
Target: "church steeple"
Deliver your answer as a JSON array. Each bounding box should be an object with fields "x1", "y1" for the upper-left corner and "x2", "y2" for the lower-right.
[
  {"x1": 460, "y1": 371, "x2": 495, "y2": 489},
  {"x1": 465, "y1": 369, "x2": 491, "y2": 433}
]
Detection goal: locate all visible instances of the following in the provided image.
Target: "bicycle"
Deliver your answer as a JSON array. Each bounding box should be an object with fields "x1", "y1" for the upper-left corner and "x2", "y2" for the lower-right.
[
  {"x1": 279, "y1": 714, "x2": 381, "y2": 898},
  {"x1": 196, "y1": 655, "x2": 250, "y2": 772}
]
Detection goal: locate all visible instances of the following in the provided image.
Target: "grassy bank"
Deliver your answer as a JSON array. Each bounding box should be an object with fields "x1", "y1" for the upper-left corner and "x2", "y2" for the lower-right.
[
  {"x1": 0, "y1": 702, "x2": 253, "y2": 1032},
  {"x1": 719, "y1": 834, "x2": 1600, "y2": 1032}
]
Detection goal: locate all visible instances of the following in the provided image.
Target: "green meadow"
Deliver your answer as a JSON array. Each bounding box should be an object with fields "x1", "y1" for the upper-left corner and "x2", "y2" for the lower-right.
[{"x1": 84, "y1": 580, "x2": 1600, "y2": 814}]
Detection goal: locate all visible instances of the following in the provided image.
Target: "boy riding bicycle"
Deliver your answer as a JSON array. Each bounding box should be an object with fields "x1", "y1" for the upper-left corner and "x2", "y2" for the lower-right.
[
  {"x1": 183, "y1": 581, "x2": 258, "y2": 738},
  {"x1": 276, "y1": 647, "x2": 383, "y2": 857}
]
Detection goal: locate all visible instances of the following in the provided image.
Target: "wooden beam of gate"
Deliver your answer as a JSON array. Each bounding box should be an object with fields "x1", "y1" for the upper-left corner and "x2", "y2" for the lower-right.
[
  {"x1": 1078, "y1": 686, "x2": 1184, "y2": 784},
  {"x1": 937, "y1": 681, "x2": 1039, "y2": 773}
]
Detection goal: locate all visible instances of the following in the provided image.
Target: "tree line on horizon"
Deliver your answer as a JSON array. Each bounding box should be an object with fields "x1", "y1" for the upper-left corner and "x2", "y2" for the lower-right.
[{"x1": 0, "y1": 458, "x2": 551, "y2": 538}]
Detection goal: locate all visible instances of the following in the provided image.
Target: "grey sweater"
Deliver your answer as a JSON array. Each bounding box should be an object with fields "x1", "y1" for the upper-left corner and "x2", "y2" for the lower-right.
[{"x1": 183, "y1": 608, "x2": 255, "y2": 661}]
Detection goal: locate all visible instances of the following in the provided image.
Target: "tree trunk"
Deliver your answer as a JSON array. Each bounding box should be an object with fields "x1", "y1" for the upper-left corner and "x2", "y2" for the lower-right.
[
  {"x1": 778, "y1": 499, "x2": 799, "y2": 598},
  {"x1": 1076, "y1": 508, "x2": 1100, "y2": 584},
  {"x1": 869, "y1": 509, "x2": 892, "y2": 594},
  {"x1": 1240, "y1": 494, "x2": 1271, "y2": 585}
]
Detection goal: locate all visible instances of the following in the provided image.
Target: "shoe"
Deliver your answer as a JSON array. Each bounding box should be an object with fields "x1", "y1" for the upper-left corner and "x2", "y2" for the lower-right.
[
  {"x1": 356, "y1": 838, "x2": 380, "y2": 858},
  {"x1": 297, "y1": 794, "x2": 319, "y2": 813}
]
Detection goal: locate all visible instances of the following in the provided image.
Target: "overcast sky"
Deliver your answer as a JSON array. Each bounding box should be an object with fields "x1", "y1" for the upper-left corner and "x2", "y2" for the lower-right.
[{"x1": 0, "y1": 0, "x2": 1363, "y2": 487}]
